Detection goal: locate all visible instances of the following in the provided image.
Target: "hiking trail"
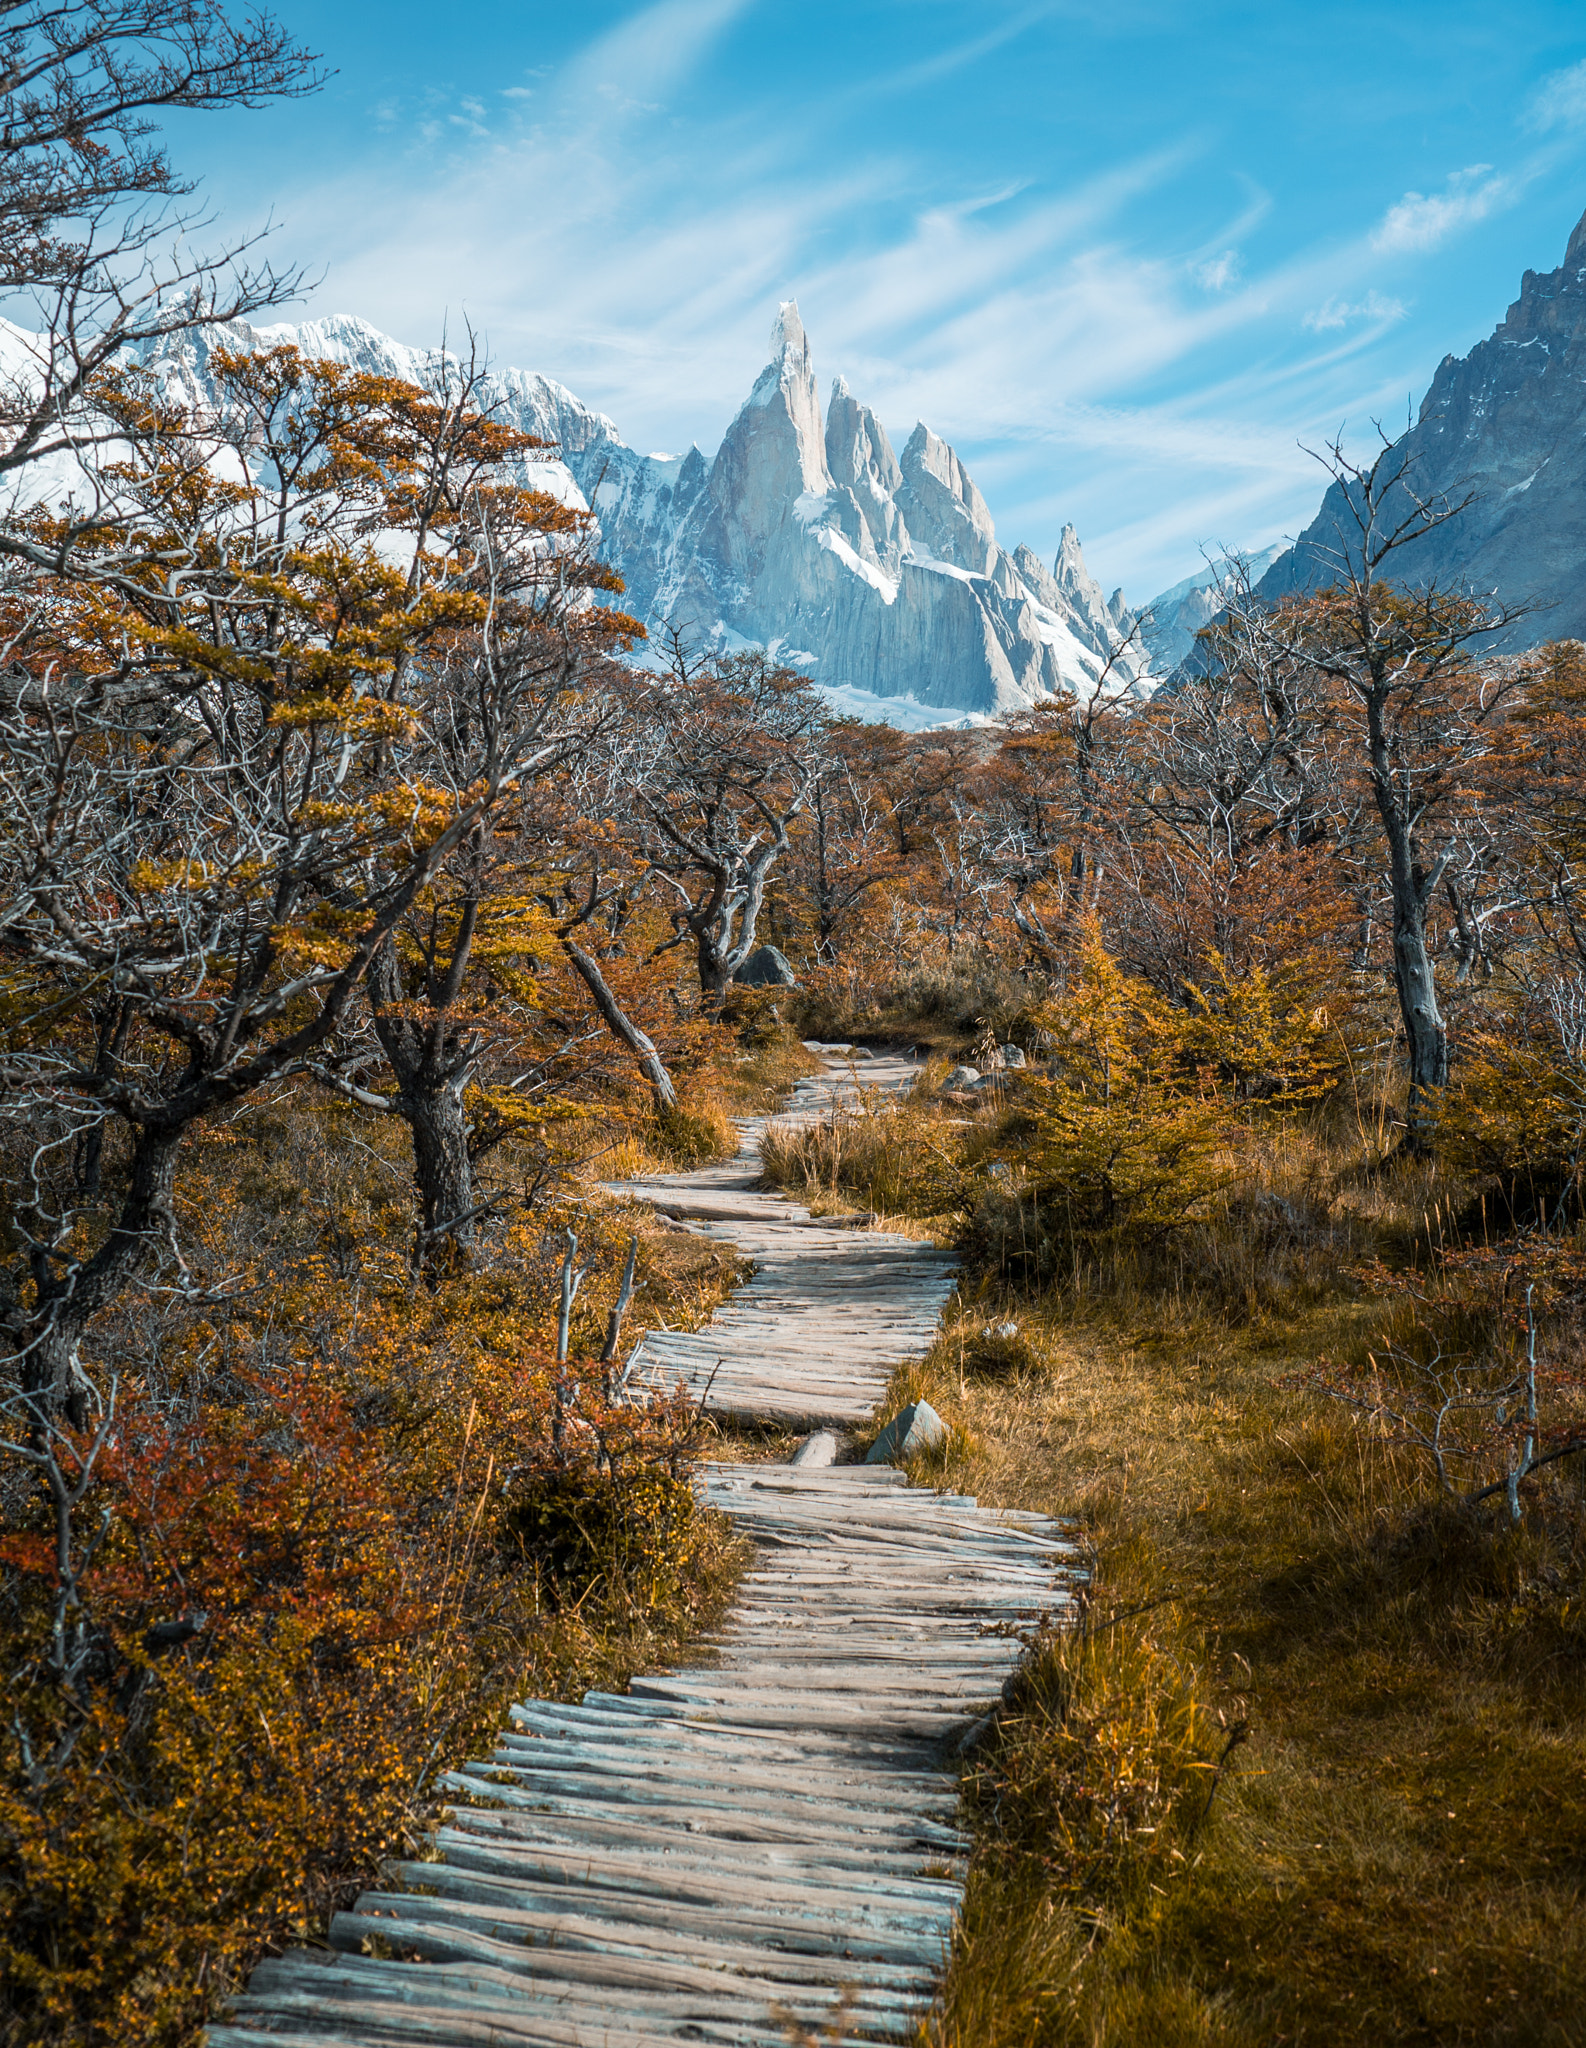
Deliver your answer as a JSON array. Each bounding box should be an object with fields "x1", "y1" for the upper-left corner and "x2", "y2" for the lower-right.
[{"x1": 212, "y1": 1053, "x2": 1081, "y2": 2048}]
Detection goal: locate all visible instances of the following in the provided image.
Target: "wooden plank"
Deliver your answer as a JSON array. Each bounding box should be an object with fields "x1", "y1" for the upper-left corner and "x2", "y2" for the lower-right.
[{"x1": 217, "y1": 1059, "x2": 1080, "y2": 2048}]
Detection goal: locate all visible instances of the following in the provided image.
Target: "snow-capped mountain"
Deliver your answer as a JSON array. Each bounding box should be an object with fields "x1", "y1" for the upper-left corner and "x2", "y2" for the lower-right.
[
  {"x1": 126, "y1": 302, "x2": 1149, "y2": 722},
  {"x1": 573, "y1": 302, "x2": 1150, "y2": 716},
  {"x1": 1256, "y1": 203, "x2": 1586, "y2": 643},
  {"x1": 1140, "y1": 545, "x2": 1287, "y2": 672}
]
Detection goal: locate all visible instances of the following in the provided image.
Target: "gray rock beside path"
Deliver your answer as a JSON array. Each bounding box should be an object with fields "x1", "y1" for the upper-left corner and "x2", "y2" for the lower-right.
[
  {"x1": 736, "y1": 943, "x2": 796, "y2": 987},
  {"x1": 866, "y1": 1399, "x2": 948, "y2": 1465},
  {"x1": 790, "y1": 1429, "x2": 839, "y2": 1467}
]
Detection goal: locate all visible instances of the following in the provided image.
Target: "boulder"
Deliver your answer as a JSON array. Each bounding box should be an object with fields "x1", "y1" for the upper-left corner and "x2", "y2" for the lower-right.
[
  {"x1": 865, "y1": 1399, "x2": 947, "y2": 1465},
  {"x1": 998, "y1": 1044, "x2": 1027, "y2": 1069},
  {"x1": 736, "y1": 944, "x2": 796, "y2": 987},
  {"x1": 943, "y1": 1065, "x2": 980, "y2": 1088},
  {"x1": 791, "y1": 1429, "x2": 839, "y2": 1468}
]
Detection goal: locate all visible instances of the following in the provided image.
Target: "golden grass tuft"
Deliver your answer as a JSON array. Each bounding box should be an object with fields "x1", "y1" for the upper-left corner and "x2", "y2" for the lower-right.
[{"x1": 856, "y1": 1099, "x2": 1586, "y2": 2045}]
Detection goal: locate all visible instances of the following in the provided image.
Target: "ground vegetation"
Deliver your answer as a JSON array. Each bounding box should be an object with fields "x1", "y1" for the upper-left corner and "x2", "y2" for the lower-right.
[{"x1": 1, "y1": 186, "x2": 1585, "y2": 2047}]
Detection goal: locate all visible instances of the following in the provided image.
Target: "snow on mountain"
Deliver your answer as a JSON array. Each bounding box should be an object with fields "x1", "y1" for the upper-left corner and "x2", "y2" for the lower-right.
[
  {"x1": 570, "y1": 301, "x2": 1152, "y2": 716},
  {"x1": 1139, "y1": 544, "x2": 1287, "y2": 673},
  {"x1": 1255, "y1": 203, "x2": 1586, "y2": 646},
  {"x1": 115, "y1": 302, "x2": 1150, "y2": 721}
]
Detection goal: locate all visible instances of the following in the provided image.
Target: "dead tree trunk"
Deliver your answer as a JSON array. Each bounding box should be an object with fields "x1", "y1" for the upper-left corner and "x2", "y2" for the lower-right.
[{"x1": 561, "y1": 941, "x2": 677, "y2": 1110}]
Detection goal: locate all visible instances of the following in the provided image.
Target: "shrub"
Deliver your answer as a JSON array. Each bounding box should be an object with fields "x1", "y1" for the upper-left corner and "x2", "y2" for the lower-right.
[
  {"x1": 1438, "y1": 997, "x2": 1586, "y2": 1224},
  {"x1": 1016, "y1": 924, "x2": 1229, "y2": 1241},
  {"x1": 1184, "y1": 950, "x2": 1343, "y2": 1111},
  {"x1": 649, "y1": 1092, "x2": 738, "y2": 1166},
  {"x1": 0, "y1": 1118, "x2": 745, "y2": 2047}
]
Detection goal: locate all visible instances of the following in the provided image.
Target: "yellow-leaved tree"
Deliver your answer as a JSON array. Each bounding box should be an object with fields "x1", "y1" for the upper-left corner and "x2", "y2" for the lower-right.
[
  {"x1": 1184, "y1": 951, "x2": 1343, "y2": 1115},
  {"x1": 1019, "y1": 921, "x2": 1229, "y2": 1239}
]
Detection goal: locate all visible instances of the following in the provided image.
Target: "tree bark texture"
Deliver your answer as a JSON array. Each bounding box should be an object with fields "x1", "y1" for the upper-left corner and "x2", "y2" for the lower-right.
[
  {"x1": 561, "y1": 942, "x2": 677, "y2": 1109},
  {"x1": 25, "y1": 1120, "x2": 185, "y2": 1424},
  {"x1": 367, "y1": 936, "x2": 478, "y2": 1254},
  {"x1": 1368, "y1": 691, "x2": 1448, "y2": 1150}
]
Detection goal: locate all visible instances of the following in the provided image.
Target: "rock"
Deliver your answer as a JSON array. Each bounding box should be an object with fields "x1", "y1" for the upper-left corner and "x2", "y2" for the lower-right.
[
  {"x1": 1250, "y1": 202, "x2": 1586, "y2": 656},
  {"x1": 736, "y1": 944, "x2": 796, "y2": 987},
  {"x1": 117, "y1": 304, "x2": 1157, "y2": 722},
  {"x1": 943, "y1": 1065, "x2": 980, "y2": 1087},
  {"x1": 865, "y1": 1399, "x2": 947, "y2": 1465},
  {"x1": 969, "y1": 1072, "x2": 1002, "y2": 1090},
  {"x1": 998, "y1": 1044, "x2": 1027, "y2": 1069},
  {"x1": 791, "y1": 1429, "x2": 838, "y2": 1468}
]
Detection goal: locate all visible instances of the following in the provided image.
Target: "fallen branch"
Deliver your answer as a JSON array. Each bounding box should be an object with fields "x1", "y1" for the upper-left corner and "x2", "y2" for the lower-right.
[{"x1": 561, "y1": 941, "x2": 677, "y2": 1110}]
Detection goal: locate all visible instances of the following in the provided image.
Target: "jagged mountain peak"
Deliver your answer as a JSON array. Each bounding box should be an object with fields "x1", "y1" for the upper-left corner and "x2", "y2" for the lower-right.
[
  {"x1": 729, "y1": 299, "x2": 829, "y2": 511},
  {"x1": 1259, "y1": 199, "x2": 1586, "y2": 647},
  {"x1": 115, "y1": 300, "x2": 1148, "y2": 722},
  {"x1": 898, "y1": 421, "x2": 998, "y2": 575},
  {"x1": 768, "y1": 299, "x2": 813, "y2": 374}
]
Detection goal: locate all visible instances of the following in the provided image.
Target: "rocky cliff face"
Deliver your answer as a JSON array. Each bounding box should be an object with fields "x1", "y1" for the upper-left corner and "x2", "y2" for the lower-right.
[
  {"x1": 571, "y1": 302, "x2": 1150, "y2": 715},
  {"x1": 1257, "y1": 205, "x2": 1586, "y2": 643},
  {"x1": 1140, "y1": 545, "x2": 1286, "y2": 672},
  {"x1": 127, "y1": 303, "x2": 1146, "y2": 720}
]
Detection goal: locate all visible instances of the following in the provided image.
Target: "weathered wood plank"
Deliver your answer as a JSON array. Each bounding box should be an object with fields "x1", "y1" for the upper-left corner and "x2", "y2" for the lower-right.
[{"x1": 211, "y1": 1060, "x2": 1079, "y2": 2048}]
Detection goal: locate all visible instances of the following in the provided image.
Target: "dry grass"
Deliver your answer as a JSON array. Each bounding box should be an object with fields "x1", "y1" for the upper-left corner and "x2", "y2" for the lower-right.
[{"x1": 809, "y1": 1103, "x2": 1586, "y2": 2045}]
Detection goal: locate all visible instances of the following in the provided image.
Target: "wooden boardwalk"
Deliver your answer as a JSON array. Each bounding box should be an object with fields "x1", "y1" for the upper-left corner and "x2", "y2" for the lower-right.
[
  {"x1": 618, "y1": 1057, "x2": 960, "y2": 1429},
  {"x1": 210, "y1": 1062, "x2": 1081, "y2": 2048}
]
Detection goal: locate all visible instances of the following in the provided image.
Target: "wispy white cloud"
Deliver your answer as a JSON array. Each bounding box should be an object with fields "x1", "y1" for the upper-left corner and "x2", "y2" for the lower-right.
[
  {"x1": 880, "y1": 2, "x2": 1066, "y2": 95},
  {"x1": 1370, "y1": 165, "x2": 1514, "y2": 254},
  {"x1": 1194, "y1": 249, "x2": 1241, "y2": 291},
  {"x1": 1302, "y1": 289, "x2": 1405, "y2": 331},
  {"x1": 1526, "y1": 58, "x2": 1586, "y2": 134},
  {"x1": 564, "y1": 0, "x2": 757, "y2": 104},
  {"x1": 261, "y1": 10, "x2": 1539, "y2": 599}
]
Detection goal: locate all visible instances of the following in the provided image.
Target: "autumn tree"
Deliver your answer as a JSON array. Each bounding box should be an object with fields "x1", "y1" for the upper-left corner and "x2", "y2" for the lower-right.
[
  {"x1": 626, "y1": 643, "x2": 826, "y2": 1004},
  {"x1": 1221, "y1": 438, "x2": 1529, "y2": 1149},
  {"x1": 334, "y1": 358, "x2": 638, "y2": 1262},
  {"x1": 0, "y1": 1, "x2": 321, "y2": 520},
  {"x1": 785, "y1": 719, "x2": 904, "y2": 964},
  {"x1": 1105, "y1": 566, "x2": 1348, "y2": 1007},
  {"x1": 0, "y1": 344, "x2": 618, "y2": 1418}
]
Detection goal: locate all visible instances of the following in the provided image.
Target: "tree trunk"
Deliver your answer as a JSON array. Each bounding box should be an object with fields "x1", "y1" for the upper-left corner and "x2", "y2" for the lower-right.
[
  {"x1": 26, "y1": 1121, "x2": 185, "y2": 1425},
  {"x1": 1370, "y1": 696, "x2": 1447, "y2": 1152},
  {"x1": 562, "y1": 941, "x2": 677, "y2": 1109},
  {"x1": 367, "y1": 937, "x2": 478, "y2": 1261},
  {"x1": 696, "y1": 934, "x2": 734, "y2": 1006},
  {"x1": 1391, "y1": 885, "x2": 1448, "y2": 1150},
  {"x1": 404, "y1": 1080, "x2": 476, "y2": 1251}
]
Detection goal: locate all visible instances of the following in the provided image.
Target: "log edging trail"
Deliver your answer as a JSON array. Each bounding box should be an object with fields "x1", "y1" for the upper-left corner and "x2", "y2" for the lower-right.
[
  {"x1": 617, "y1": 1055, "x2": 959, "y2": 1428},
  {"x1": 210, "y1": 1058, "x2": 1082, "y2": 2048}
]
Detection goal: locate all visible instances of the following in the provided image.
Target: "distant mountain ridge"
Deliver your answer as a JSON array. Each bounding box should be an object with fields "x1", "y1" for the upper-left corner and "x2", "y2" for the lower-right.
[
  {"x1": 1256, "y1": 203, "x2": 1586, "y2": 642},
  {"x1": 1139, "y1": 545, "x2": 1287, "y2": 673},
  {"x1": 573, "y1": 303, "x2": 1150, "y2": 716},
  {"x1": 125, "y1": 302, "x2": 1149, "y2": 723}
]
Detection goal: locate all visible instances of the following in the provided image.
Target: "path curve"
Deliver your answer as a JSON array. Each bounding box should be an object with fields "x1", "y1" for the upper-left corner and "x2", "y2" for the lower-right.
[
  {"x1": 211, "y1": 1059, "x2": 1081, "y2": 2048},
  {"x1": 618, "y1": 1055, "x2": 959, "y2": 1429}
]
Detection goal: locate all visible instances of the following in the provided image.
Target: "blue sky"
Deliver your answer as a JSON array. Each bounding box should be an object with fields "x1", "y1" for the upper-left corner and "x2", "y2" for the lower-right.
[{"x1": 174, "y1": 0, "x2": 1586, "y2": 602}]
